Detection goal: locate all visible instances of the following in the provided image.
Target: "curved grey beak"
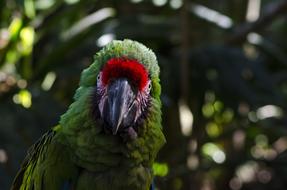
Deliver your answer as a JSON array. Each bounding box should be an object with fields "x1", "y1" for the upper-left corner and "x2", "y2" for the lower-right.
[{"x1": 103, "y1": 78, "x2": 136, "y2": 135}]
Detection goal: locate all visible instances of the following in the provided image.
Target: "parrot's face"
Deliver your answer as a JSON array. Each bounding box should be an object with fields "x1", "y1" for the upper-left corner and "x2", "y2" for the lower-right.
[{"x1": 94, "y1": 57, "x2": 151, "y2": 139}]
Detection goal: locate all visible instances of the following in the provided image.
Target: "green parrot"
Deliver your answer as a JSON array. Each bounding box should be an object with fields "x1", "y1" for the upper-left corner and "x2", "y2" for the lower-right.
[{"x1": 11, "y1": 39, "x2": 166, "y2": 190}]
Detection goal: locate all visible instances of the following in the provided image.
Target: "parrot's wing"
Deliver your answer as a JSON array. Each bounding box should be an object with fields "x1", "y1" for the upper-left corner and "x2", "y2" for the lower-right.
[
  {"x1": 11, "y1": 130, "x2": 56, "y2": 190},
  {"x1": 11, "y1": 129, "x2": 78, "y2": 190}
]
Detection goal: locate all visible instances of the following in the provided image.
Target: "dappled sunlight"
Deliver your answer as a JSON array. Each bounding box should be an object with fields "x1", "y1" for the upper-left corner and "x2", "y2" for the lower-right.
[
  {"x1": 13, "y1": 89, "x2": 32, "y2": 108},
  {"x1": 0, "y1": 29, "x2": 9, "y2": 49},
  {"x1": 152, "y1": 0, "x2": 167, "y2": 7},
  {"x1": 202, "y1": 102, "x2": 215, "y2": 118},
  {"x1": 17, "y1": 79, "x2": 27, "y2": 89},
  {"x1": 236, "y1": 161, "x2": 258, "y2": 183},
  {"x1": 205, "y1": 122, "x2": 222, "y2": 138},
  {"x1": 232, "y1": 130, "x2": 246, "y2": 150},
  {"x1": 202, "y1": 143, "x2": 226, "y2": 164},
  {"x1": 8, "y1": 17, "x2": 22, "y2": 41},
  {"x1": 234, "y1": 161, "x2": 273, "y2": 187},
  {"x1": 19, "y1": 27, "x2": 35, "y2": 55},
  {"x1": 41, "y1": 72, "x2": 56, "y2": 91},
  {"x1": 24, "y1": 0, "x2": 36, "y2": 19},
  {"x1": 97, "y1": 33, "x2": 115, "y2": 47},
  {"x1": 188, "y1": 139, "x2": 198, "y2": 152},
  {"x1": 179, "y1": 100, "x2": 194, "y2": 136},
  {"x1": 130, "y1": 0, "x2": 143, "y2": 4},
  {"x1": 35, "y1": 0, "x2": 55, "y2": 10},
  {"x1": 190, "y1": 3, "x2": 233, "y2": 29},
  {"x1": 187, "y1": 154, "x2": 199, "y2": 170},
  {"x1": 251, "y1": 134, "x2": 277, "y2": 160},
  {"x1": 0, "y1": 74, "x2": 16, "y2": 93},
  {"x1": 0, "y1": 149, "x2": 8, "y2": 164},
  {"x1": 65, "y1": 0, "x2": 80, "y2": 5},
  {"x1": 247, "y1": 33, "x2": 263, "y2": 45},
  {"x1": 273, "y1": 137, "x2": 287, "y2": 153},
  {"x1": 169, "y1": 0, "x2": 182, "y2": 9},
  {"x1": 153, "y1": 162, "x2": 169, "y2": 177},
  {"x1": 256, "y1": 105, "x2": 283, "y2": 120},
  {"x1": 246, "y1": 0, "x2": 261, "y2": 22}
]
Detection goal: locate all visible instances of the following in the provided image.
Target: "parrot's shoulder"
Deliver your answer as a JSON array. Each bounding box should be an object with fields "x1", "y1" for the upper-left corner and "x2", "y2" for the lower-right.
[{"x1": 11, "y1": 126, "x2": 78, "y2": 190}]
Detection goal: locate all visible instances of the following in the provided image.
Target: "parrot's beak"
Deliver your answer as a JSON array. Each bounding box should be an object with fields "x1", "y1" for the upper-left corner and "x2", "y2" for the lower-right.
[{"x1": 103, "y1": 78, "x2": 136, "y2": 135}]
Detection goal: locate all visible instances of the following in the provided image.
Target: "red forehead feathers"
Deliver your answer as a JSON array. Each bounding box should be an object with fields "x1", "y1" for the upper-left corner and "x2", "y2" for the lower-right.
[{"x1": 101, "y1": 57, "x2": 148, "y2": 91}]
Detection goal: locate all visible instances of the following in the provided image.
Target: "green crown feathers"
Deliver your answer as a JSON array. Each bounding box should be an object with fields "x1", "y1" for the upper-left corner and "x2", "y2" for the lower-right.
[{"x1": 79, "y1": 39, "x2": 160, "y2": 87}]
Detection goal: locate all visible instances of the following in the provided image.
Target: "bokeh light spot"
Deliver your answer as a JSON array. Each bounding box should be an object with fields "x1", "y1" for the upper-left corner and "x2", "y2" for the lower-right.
[{"x1": 153, "y1": 162, "x2": 169, "y2": 177}]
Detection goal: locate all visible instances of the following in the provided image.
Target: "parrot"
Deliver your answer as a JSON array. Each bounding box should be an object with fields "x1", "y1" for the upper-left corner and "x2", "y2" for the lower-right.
[{"x1": 11, "y1": 39, "x2": 166, "y2": 190}]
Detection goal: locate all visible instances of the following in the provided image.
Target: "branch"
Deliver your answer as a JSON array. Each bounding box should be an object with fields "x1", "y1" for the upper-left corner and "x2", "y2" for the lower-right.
[{"x1": 227, "y1": 0, "x2": 287, "y2": 44}]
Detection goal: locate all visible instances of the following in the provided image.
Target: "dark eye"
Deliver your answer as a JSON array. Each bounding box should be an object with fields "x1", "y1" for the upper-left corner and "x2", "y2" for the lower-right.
[
  {"x1": 148, "y1": 83, "x2": 152, "y2": 90},
  {"x1": 97, "y1": 75, "x2": 100, "y2": 81}
]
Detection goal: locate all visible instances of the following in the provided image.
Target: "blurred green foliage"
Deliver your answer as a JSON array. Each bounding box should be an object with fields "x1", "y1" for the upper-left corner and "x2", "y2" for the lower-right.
[{"x1": 1, "y1": 0, "x2": 287, "y2": 189}]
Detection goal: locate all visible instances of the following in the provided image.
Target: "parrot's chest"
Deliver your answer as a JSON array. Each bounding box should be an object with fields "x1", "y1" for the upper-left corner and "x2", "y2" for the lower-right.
[{"x1": 75, "y1": 164, "x2": 152, "y2": 190}]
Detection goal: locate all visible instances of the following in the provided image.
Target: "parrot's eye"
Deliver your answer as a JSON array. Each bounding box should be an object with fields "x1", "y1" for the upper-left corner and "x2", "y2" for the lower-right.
[
  {"x1": 148, "y1": 83, "x2": 152, "y2": 90},
  {"x1": 97, "y1": 74, "x2": 100, "y2": 81}
]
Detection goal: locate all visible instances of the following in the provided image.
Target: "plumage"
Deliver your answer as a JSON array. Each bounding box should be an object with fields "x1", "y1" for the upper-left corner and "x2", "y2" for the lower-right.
[{"x1": 11, "y1": 40, "x2": 166, "y2": 190}]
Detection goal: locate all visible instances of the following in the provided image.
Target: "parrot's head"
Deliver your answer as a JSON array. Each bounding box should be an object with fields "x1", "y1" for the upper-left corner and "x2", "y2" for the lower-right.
[
  {"x1": 59, "y1": 40, "x2": 164, "y2": 173},
  {"x1": 95, "y1": 57, "x2": 151, "y2": 138},
  {"x1": 67, "y1": 39, "x2": 161, "y2": 140}
]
